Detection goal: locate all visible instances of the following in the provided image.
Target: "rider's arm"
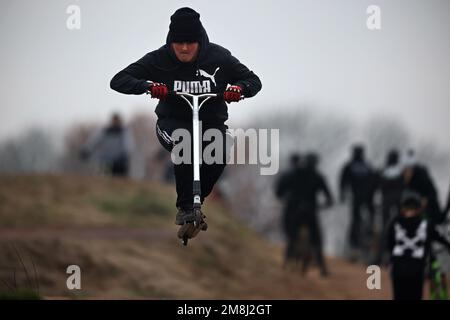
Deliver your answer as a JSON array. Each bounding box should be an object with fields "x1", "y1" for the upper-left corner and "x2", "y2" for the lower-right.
[
  {"x1": 110, "y1": 53, "x2": 154, "y2": 95},
  {"x1": 225, "y1": 54, "x2": 262, "y2": 98}
]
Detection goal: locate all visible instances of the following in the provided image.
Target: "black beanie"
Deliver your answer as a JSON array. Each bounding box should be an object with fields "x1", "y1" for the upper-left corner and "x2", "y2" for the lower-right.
[
  {"x1": 168, "y1": 7, "x2": 203, "y2": 43},
  {"x1": 401, "y1": 190, "x2": 422, "y2": 209}
]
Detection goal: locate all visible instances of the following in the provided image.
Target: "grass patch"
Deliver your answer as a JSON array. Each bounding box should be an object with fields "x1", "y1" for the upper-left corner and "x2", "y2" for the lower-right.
[
  {"x1": 91, "y1": 188, "x2": 173, "y2": 220},
  {"x1": 0, "y1": 289, "x2": 41, "y2": 300}
]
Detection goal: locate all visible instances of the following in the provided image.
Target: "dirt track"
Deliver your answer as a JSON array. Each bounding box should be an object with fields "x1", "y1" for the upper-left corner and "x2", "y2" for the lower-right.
[
  {"x1": 0, "y1": 227, "x2": 172, "y2": 242},
  {"x1": 0, "y1": 226, "x2": 393, "y2": 299}
]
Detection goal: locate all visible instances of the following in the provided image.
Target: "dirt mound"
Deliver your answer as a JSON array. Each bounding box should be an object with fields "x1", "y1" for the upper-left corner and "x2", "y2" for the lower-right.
[{"x1": 0, "y1": 174, "x2": 392, "y2": 299}]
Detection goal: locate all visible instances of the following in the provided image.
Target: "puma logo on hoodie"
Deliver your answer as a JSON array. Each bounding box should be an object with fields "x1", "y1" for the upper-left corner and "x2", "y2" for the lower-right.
[
  {"x1": 174, "y1": 80, "x2": 211, "y2": 93},
  {"x1": 173, "y1": 67, "x2": 220, "y2": 93},
  {"x1": 196, "y1": 67, "x2": 220, "y2": 86}
]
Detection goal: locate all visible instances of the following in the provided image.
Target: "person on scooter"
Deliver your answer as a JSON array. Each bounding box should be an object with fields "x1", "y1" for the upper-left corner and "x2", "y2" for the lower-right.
[{"x1": 110, "y1": 8, "x2": 262, "y2": 230}]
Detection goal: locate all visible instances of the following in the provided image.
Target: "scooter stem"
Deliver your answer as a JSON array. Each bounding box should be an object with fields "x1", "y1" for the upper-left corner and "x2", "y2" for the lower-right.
[{"x1": 175, "y1": 92, "x2": 218, "y2": 208}]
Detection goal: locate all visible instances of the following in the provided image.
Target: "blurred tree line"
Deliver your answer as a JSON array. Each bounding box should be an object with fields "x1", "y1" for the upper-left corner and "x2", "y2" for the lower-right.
[{"x1": 0, "y1": 106, "x2": 448, "y2": 247}]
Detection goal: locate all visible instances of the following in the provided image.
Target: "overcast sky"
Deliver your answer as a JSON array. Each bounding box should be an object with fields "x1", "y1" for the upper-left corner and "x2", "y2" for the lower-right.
[{"x1": 1, "y1": 0, "x2": 449, "y2": 150}]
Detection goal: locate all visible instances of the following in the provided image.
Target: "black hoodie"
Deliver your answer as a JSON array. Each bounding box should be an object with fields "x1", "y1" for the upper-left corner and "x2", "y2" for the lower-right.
[
  {"x1": 387, "y1": 214, "x2": 450, "y2": 273},
  {"x1": 110, "y1": 26, "x2": 262, "y2": 124}
]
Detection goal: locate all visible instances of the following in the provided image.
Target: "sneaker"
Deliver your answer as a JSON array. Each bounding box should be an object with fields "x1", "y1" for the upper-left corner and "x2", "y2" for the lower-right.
[
  {"x1": 177, "y1": 209, "x2": 208, "y2": 241},
  {"x1": 175, "y1": 207, "x2": 195, "y2": 225}
]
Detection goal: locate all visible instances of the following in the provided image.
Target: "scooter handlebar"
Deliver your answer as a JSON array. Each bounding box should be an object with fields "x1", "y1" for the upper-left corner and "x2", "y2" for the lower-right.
[
  {"x1": 167, "y1": 91, "x2": 244, "y2": 101},
  {"x1": 167, "y1": 91, "x2": 222, "y2": 99}
]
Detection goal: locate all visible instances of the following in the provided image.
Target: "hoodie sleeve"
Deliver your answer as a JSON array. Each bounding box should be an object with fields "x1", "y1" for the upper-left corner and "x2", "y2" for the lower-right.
[
  {"x1": 226, "y1": 54, "x2": 262, "y2": 98},
  {"x1": 110, "y1": 53, "x2": 155, "y2": 95}
]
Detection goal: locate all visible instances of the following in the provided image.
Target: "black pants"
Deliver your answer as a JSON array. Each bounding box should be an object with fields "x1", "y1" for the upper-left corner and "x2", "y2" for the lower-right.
[
  {"x1": 349, "y1": 197, "x2": 375, "y2": 249},
  {"x1": 156, "y1": 117, "x2": 233, "y2": 209},
  {"x1": 107, "y1": 156, "x2": 129, "y2": 177},
  {"x1": 283, "y1": 205, "x2": 326, "y2": 271},
  {"x1": 374, "y1": 199, "x2": 399, "y2": 265},
  {"x1": 391, "y1": 265, "x2": 424, "y2": 300}
]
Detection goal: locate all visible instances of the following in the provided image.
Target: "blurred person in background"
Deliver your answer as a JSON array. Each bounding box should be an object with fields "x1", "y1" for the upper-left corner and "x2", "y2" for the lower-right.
[
  {"x1": 276, "y1": 152, "x2": 334, "y2": 277},
  {"x1": 373, "y1": 149, "x2": 404, "y2": 266},
  {"x1": 402, "y1": 149, "x2": 449, "y2": 299},
  {"x1": 339, "y1": 145, "x2": 378, "y2": 261},
  {"x1": 80, "y1": 113, "x2": 135, "y2": 177},
  {"x1": 276, "y1": 153, "x2": 305, "y2": 266},
  {"x1": 379, "y1": 149, "x2": 404, "y2": 232},
  {"x1": 385, "y1": 191, "x2": 450, "y2": 300},
  {"x1": 402, "y1": 149, "x2": 443, "y2": 225}
]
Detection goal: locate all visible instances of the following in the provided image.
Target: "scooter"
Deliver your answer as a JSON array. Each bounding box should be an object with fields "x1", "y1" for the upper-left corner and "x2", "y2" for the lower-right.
[
  {"x1": 176, "y1": 92, "x2": 217, "y2": 246},
  {"x1": 171, "y1": 91, "x2": 243, "y2": 246}
]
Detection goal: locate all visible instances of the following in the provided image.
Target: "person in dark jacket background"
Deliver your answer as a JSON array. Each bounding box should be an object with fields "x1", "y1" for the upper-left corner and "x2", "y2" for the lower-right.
[
  {"x1": 339, "y1": 145, "x2": 377, "y2": 261},
  {"x1": 276, "y1": 152, "x2": 334, "y2": 276},
  {"x1": 110, "y1": 7, "x2": 262, "y2": 227},
  {"x1": 80, "y1": 113, "x2": 134, "y2": 177},
  {"x1": 379, "y1": 149, "x2": 404, "y2": 233},
  {"x1": 372, "y1": 149, "x2": 404, "y2": 266},
  {"x1": 386, "y1": 190, "x2": 450, "y2": 300},
  {"x1": 402, "y1": 149, "x2": 444, "y2": 225},
  {"x1": 276, "y1": 153, "x2": 305, "y2": 264}
]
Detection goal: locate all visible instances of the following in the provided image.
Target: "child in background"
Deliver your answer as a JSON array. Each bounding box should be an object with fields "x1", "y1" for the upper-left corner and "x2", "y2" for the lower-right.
[{"x1": 387, "y1": 190, "x2": 450, "y2": 300}]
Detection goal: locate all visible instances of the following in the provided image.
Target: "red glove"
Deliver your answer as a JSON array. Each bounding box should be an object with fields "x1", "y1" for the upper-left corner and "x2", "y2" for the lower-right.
[
  {"x1": 148, "y1": 82, "x2": 168, "y2": 100},
  {"x1": 223, "y1": 85, "x2": 242, "y2": 103}
]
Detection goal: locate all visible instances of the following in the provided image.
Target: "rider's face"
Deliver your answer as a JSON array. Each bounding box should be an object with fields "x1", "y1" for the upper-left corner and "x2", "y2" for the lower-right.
[{"x1": 171, "y1": 42, "x2": 199, "y2": 63}]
